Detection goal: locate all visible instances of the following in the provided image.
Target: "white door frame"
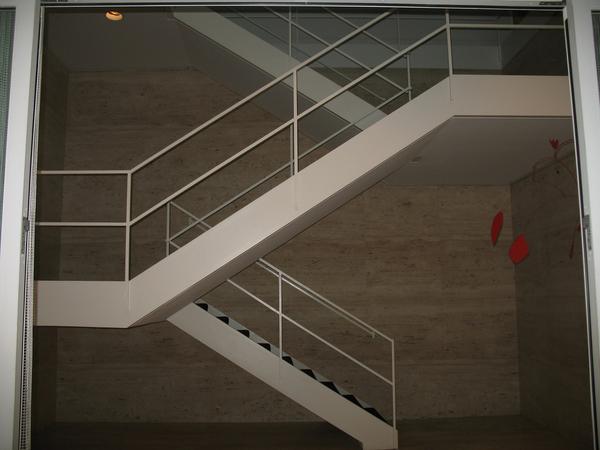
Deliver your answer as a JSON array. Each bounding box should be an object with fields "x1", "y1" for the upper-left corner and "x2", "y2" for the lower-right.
[
  {"x1": 0, "y1": 0, "x2": 40, "y2": 449},
  {"x1": 566, "y1": 0, "x2": 600, "y2": 445}
]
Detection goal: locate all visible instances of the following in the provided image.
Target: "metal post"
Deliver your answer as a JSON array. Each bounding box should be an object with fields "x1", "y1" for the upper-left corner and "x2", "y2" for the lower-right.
[
  {"x1": 391, "y1": 339, "x2": 397, "y2": 431},
  {"x1": 278, "y1": 271, "x2": 283, "y2": 359},
  {"x1": 445, "y1": 10, "x2": 454, "y2": 100},
  {"x1": 406, "y1": 53, "x2": 412, "y2": 102},
  {"x1": 288, "y1": 6, "x2": 292, "y2": 59},
  {"x1": 165, "y1": 202, "x2": 171, "y2": 257},
  {"x1": 125, "y1": 172, "x2": 132, "y2": 280},
  {"x1": 292, "y1": 70, "x2": 299, "y2": 174}
]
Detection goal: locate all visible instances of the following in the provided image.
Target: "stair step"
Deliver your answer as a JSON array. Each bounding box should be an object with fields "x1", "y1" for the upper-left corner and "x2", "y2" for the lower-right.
[{"x1": 193, "y1": 300, "x2": 386, "y2": 423}]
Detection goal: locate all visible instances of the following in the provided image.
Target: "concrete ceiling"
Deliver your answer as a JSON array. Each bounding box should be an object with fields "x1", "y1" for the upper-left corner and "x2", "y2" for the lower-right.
[{"x1": 384, "y1": 116, "x2": 574, "y2": 186}]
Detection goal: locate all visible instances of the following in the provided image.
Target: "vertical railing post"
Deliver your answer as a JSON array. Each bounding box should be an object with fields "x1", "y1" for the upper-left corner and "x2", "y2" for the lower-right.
[
  {"x1": 278, "y1": 271, "x2": 283, "y2": 359},
  {"x1": 406, "y1": 53, "x2": 412, "y2": 102},
  {"x1": 125, "y1": 172, "x2": 132, "y2": 281},
  {"x1": 292, "y1": 70, "x2": 299, "y2": 175},
  {"x1": 165, "y1": 202, "x2": 171, "y2": 257},
  {"x1": 391, "y1": 339, "x2": 396, "y2": 432},
  {"x1": 288, "y1": 7, "x2": 294, "y2": 177},
  {"x1": 445, "y1": 10, "x2": 454, "y2": 100}
]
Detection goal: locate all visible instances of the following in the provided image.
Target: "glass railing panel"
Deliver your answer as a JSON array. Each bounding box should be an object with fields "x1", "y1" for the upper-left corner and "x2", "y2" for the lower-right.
[
  {"x1": 322, "y1": 7, "x2": 383, "y2": 29},
  {"x1": 364, "y1": 9, "x2": 445, "y2": 53},
  {"x1": 221, "y1": 6, "x2": 292, "y2": 57},
  {"x1": 292, "y1": 7, "x2": 359, "y2": 43},
  {"x1": 297, "y1": 29, "x2": 447, "y2": 172},
  {"x1": 450, "y1": 9, "x2": 562, "y2": 26},
  {"x1": 401, "y1": 32, "x2": 449, "y2": 99},
  {"x1": 451, "y1": 28, "x2": 567, "y2": 76}
]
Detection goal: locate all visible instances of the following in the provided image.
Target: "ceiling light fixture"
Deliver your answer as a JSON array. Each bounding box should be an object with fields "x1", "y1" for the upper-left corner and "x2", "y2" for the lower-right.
[{"x1": 105, "y1": 11, "x2": 123, "y2": 21}]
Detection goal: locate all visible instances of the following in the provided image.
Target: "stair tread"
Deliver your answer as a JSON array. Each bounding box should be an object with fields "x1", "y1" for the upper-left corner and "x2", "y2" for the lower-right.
[{"x1": 194, "y1": 300, "x2": 386, "y2": 423}]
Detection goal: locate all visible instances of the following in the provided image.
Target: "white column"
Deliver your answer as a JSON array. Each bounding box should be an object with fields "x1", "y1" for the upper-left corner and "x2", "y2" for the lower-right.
[{"x1": 0, "y1": 0, "x2": 40, "y2": 448}]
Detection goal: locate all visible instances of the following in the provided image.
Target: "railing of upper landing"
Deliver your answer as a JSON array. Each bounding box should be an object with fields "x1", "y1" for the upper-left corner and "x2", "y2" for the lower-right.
[{"x1": 35, "y1": 7, "x2": 565, "y2": 282}]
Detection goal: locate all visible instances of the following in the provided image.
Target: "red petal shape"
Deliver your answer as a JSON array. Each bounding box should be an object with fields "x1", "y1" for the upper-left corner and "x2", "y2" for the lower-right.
[
  {"x1": 509, "y1": 234, "x2": 529, "y2": 264},
  {"x1": 491, "y1": 211, "x2": 504, "y2": 246},
  {"x1": 550, "y1": 138, "x2": 560, "y2": 150}
]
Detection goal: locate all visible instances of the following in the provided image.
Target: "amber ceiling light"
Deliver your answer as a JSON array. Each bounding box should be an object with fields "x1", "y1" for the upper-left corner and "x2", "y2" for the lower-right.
[{"x1": 105, "y1": 11, "x2": 123, "y2": 21}]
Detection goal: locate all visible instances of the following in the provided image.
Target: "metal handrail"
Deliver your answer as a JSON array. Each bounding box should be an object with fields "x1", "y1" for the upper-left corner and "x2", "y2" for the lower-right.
[
  {"x1": 232, "y1": 7, "x2": 388, "y2": 103},
  {"x1": 168, "y1": 224, "x2": 395, "y2": 387},
  {"x1": 167, "y1": 84, "x2": 409, "y2": 245},
  {"x1": 266, "y1": 7, "x2": 407, "y2": 98},
  {"x1": 130, "y1": 23, "x2": 445, "y2": 227},
  {"x1": 168, "y1": 201, "x2": 387, "y2": 340},
  {"x1": 129, "y1": 10, "x2": 393, "y2": 175}
]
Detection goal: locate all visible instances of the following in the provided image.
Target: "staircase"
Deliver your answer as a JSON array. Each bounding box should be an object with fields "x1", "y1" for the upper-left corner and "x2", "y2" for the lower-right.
[
  {"x1": 170, "y1": 301, "x2": 396, "y2": 449},
  {"x1": 35, "y1": 8, "x2": 570, "y2": 450}
]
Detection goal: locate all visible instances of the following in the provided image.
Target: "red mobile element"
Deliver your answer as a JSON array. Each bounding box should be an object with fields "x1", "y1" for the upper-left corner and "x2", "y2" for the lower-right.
[
  {"x1": 509, "y1": 234, "x2": 529, "y2": 264},
  {"x1": 549, "y1": 138, "x2": 560, "y2": 150},
  {"x1": 491, "y1": 211, "x2": 504, "y2": 246}
]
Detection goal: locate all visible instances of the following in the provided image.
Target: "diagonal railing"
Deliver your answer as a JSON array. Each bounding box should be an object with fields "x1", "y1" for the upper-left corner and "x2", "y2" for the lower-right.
[{"x1": 168, "y1": 200, "x2": 397, "y2": 425}]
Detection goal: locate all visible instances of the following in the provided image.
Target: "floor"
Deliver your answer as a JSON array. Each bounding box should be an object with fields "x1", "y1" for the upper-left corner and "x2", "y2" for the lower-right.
[{"x1": 33, "y1": 416, "x2": 581, "y2": 450}]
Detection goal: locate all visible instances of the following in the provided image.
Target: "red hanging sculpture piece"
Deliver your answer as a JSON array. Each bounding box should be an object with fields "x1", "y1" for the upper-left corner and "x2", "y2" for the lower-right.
[
  {"x1": 509, "y1": 234, "x2": 529, "y2": 264},
  {"x1": 491, "y1": 211, "x2": 504, "y2": 246}
]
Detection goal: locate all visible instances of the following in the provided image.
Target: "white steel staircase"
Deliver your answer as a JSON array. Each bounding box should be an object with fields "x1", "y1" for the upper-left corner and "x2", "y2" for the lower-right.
[{"x1": 35, "y1": 9, "x2": 569, "y2": 450}]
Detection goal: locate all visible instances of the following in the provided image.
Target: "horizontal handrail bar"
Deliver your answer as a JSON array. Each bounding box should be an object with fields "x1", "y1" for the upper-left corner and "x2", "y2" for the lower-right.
[
  {"x1": 449, "y1": 23, "x2": 563, "y2": 30},
  {"x1": 283, "y1": 314, "x2": 393, "y2": 386},
  {"x1": 134, "y1": 25, "x2": 444, "y2": 226},
  {"x1": 38, "y1": 170, "x2": 129, "y2": 175},
  {"x1": 234, "y1": 8, "x2": 386, "y2": 103},
  {"x1": 269, "y1": 7, "x2": 406, "y2": 96},
  {"x1": 130, "y1": 10, "x2": 392, "y2": 175},
  {"x1": 35, "y1": 222, "x2": 126, "y2": 227}
]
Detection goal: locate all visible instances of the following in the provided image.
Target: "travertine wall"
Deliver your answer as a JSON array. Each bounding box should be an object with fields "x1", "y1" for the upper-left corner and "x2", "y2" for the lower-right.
[
  {"x1": 36, "y1": 68, "x2": 520, "y2": 423},
  {"x1": 511, "y1": 154, "x2": 594, "y2": 449}
]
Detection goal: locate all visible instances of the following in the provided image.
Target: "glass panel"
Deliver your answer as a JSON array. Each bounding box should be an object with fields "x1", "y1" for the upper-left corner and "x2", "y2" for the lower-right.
[
  {"x1": 451, "y1": 28, "x2": 567, "y2": 75},
  {"x1": 0, "y1": 9, "x2": 14, "y2": 247}
]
